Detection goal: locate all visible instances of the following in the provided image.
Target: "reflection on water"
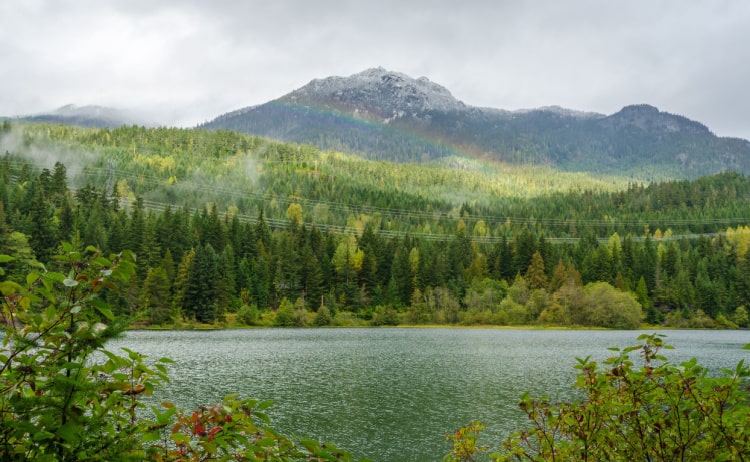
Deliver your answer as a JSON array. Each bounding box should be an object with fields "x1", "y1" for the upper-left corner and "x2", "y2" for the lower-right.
[{"x1": 109, "y1": 329, "x2": 749, "y2": 462}]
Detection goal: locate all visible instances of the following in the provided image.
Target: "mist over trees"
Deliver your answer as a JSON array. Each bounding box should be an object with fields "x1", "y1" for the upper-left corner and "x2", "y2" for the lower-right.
[{"x1": 2, "y1": 122, "x2": 750, "y2": 328}]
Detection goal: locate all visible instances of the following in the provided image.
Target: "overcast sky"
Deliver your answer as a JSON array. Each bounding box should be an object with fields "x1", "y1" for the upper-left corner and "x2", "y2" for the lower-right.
[{"x1": 1, "y1": 1, "x2": 749, "y2": 139}]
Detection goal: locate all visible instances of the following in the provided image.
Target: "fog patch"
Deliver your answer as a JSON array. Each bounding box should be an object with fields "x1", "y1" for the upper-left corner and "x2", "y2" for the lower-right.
[{"x1": 0, "y1": 124, "x2": 100, "y2": 188}]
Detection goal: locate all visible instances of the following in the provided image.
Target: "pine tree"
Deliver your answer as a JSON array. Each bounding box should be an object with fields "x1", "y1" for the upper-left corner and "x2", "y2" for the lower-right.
[
  {"x1": 736, "y1": 250, "x2": 750, "y2": 307},
  {"x1": 138, "y1": 217, "x2": 162, "y2": 273},
  {"x1": 252, "y1": 255, "x2": 272, "y2": 309},
  {"x1": 142, "y1": 266, "x2": 173, "y2": 325},
  {"x1": 389, "y1": 242, "x2": 414, "y2": 307},
  {"x1": 184, "y1": 244, "x2": 220, "y2": 323},
  {"x1": 160, "y1": 248, "x2": 175, "y2": 285},
  {"x1": 275, "y1": 229, "x2": 302, "y2": 300},
  {"x1": 255, "y1": 208, "x2": 271, "y2": 251},
  {"x1": 172, "y1": 249, "x2": 195, "y2": 318},
  {"x1": 125, "y1": 197, "x2": 145, "y2": 254},
  {"x1": 526, "y1": 251, "x2": 547, "y2": 290},
  {"x1": 514, "y1": 230, "x2": 538, "y2": 277},
  {"x1": 26, "y1": 187, "x2": 57, "y2": 263},
  {"x1": 548, "y1": 259, "x2": 568, "y2": 293},
  {"x1": 499, "y1": 235, "x2": 515, "y2": 281},
  {"x1": 299, "y1": 240, "x2": 324, "y2": 307}
]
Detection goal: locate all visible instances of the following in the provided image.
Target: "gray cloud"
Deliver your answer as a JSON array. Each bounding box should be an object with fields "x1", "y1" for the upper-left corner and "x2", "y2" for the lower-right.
[{"x1": 1, "y1": 1, "x2": 749, "y2": 139}]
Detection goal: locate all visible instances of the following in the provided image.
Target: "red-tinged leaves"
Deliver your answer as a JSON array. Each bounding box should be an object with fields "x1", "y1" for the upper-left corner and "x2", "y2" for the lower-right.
[
  {"x1": 207, "y1": 426, "x2": 222, "y2": 441},
  {"x1": 123, "y1": 384, "x2": 145, "y2": 396}
]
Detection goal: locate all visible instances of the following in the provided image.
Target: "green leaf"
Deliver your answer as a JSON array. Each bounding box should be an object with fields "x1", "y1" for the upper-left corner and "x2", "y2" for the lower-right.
[
  {"x1": 37, "y1": 286, "x2": 56, "y2": 304},
  {"x1": 256, "y1": 400, "x2": 274, "y2": 411},
  {"x1": 44, "y1": 272, "x2": 66, "y2": 283},
  {"x1": 61, "y1": 361, "x2": 83, "y2": 371},
  {"x1": 56, "y1": 422, "x2": 81, "y2": 443},
  {"x1": 26, "y1": 272, "x2": 41, "y2": 286},
  {"x1": 254, "y1": 411, "x2": 271, "y2": 424},
  {"x1": 92, "y1": 256, "x2": 112, "y2": 267},
  {"x1": 120, "y1": 347, "x2": 143, "y2": 361},
  {"x1": 171, "y1": 433, "x2": 191, "y2": 445},
  {"x1": 141, "y1": 431, "x2": 161, "y2": 443},
  {"x1": 152, "y1": 405, "x2": 176, "y2": 424},
  {"x1": 44, "y1": 304, "x2": 57, "y2": 321},
  {"x1": 254, "y1": 437, "x2": 276, "y2": 447},
  {"x1": 63, "y1": 278, "x2": 79, "y2": 287},
  {"x1": 200, "y1": 441, "x2": 217, "y2": 454},
  {"x1": 32, "y1": 430, "x2": 55, "y2": 442},
  {"x1": 90, "y1": 299, "x2": 115, "y2": 321},
  {"x1": 0, "y1": 280, "x2": 23, "y2": 295},
  {"x1": 0, "y1": 254, "x2": 14, "y2": 263}
]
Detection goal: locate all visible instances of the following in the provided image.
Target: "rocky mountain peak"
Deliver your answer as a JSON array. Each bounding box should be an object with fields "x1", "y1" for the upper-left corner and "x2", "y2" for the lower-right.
[
  {"x1": 608, "y1": 104, "x2": 711, "y2": 135},
  {"x1": 282, "y1": 67, "x2": 465, "y2": 121}
]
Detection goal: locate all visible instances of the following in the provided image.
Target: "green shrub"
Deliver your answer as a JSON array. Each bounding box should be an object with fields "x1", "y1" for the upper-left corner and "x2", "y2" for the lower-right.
[
  {"x1": 237, "y1": 303, "x2": 260, "y2": 326},
  {"x1": 314, "y1": 305, "x2": 332, "y2": 326},
  {"x1": 0, "y1": 245, "x2": 358, "y2": 461},
  {"x1": 447, "y1": 333, "x2": 750, "y2": 461},
  {"x1": 371, "y1": 305, "x2": 399, "y2": 326}
]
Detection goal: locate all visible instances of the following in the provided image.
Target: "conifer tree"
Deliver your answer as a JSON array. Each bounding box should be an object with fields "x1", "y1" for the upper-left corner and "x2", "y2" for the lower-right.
[
  {"x1": 26, "y1": 187, "x2": 57, "y2": 263},
  {"x1": 172, "y1": 249, "x2": 195, "y2": 317},
  {"x1": 142, "y1": 265, "x2": 173, "y2": 324},
  {"x1": 526, "y1": 251, "x2": 547, "y2": 290},
  {"x1": 184, "y1": 243, "x2": 220, "y2": 323}
]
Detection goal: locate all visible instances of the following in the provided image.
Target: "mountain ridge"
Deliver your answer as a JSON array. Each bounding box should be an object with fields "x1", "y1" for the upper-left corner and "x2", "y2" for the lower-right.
[
  {"x1": 201, "y1": 68, "x2": 750, "y2": 179},
  {"x1": 13, "y1": 104, "x2": 156, "y2": 129}
]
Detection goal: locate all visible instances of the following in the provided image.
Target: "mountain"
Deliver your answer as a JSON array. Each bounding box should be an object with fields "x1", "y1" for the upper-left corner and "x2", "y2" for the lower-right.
[
  {"x1": 202, "y1": 68, "x2": 750, "y2": 179},
  {"x1": 16, "y1": 104, "x2": 153, "y2": 128}
]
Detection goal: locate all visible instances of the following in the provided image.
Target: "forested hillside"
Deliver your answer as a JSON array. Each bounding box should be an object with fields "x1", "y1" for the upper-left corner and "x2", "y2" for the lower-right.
[{"x1": 2, "y1": 120, "x2": 750, "y2": 329}]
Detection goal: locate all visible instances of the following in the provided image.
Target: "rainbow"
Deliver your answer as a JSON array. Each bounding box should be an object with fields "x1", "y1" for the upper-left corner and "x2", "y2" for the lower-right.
[{"x1": 259, "y1": 100, "x2": 494, "y2": 164}]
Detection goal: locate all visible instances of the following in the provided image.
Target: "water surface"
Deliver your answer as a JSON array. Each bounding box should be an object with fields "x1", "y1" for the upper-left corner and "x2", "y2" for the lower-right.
[{"x1": 110, "y1": 329, "x2": 749, "y2": 461}]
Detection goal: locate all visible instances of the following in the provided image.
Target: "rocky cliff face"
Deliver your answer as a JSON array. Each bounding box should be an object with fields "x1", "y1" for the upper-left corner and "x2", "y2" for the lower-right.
[{"x1": 282, "y1": 67, "x2": 466, "y2": 122}]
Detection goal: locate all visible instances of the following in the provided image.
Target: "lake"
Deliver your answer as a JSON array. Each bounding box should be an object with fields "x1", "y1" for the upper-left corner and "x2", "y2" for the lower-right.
[{"x1": 109, "y1": 329, "x2": 750, "y2": 461}]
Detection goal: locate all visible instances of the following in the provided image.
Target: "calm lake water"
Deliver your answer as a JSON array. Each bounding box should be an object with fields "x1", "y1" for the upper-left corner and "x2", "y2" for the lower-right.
[{"x1": 109, "y1": 329, "x2": 749, "y2": 461}]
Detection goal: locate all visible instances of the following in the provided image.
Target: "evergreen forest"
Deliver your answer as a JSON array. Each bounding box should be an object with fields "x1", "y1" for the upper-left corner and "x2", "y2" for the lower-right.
[{"x1": 2, "y1": 120, "x2": 750, "y2": 329}]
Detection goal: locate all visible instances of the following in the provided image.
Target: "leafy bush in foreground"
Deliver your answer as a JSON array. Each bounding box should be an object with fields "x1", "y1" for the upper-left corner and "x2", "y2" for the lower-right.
[
  {"x1": 446, "y1": 333, "x2": 750, "y2": 461},
  {"x1": 0, "y1": 244, "x2": 357, "y2": 461}
]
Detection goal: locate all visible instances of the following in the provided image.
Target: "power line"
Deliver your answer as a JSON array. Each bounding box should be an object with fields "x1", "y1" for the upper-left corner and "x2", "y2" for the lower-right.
[{"x1": 4, "y1": 158, "x2": 749, "y2": 243}]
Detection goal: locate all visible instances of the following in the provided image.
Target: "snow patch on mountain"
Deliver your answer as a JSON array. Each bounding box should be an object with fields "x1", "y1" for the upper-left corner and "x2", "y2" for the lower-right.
[{"x1": 283, "y1": 67, "x2": 466, "y2": 121}]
